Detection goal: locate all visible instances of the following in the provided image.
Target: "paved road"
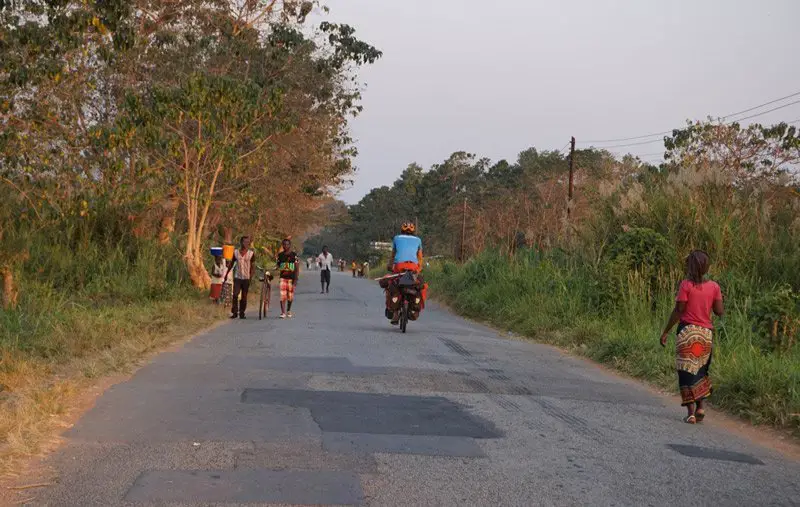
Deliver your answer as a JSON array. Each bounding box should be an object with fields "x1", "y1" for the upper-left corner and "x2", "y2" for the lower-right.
[{"x1": 31, "y1": 272, "x2": 799, "y2": 506}]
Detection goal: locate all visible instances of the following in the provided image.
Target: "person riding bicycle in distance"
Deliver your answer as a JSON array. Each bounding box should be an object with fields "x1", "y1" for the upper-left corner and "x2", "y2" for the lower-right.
[
  {"x1": 388, "y1": 222, "x2": 423, "y2": 274},
  {"x1": 384, "y1": 222, "x2": 427, "y2": 324}
]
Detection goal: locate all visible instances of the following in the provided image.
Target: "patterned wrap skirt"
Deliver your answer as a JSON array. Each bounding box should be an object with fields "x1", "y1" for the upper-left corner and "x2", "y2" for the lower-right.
[
  {"x1": 675, "y1": 323, "x2": 713, "y2": 406},
  {"x1": 219, "y1": 282, "x2": 233, "y2": 305}
]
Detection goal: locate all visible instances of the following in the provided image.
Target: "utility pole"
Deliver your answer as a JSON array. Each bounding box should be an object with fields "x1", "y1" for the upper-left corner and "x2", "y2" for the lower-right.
[
  {"x1": 567, "y1": 136, "x2": 576, "y2": 221},
  {"x1": 460, "y1": 197, "x2": 467, "y2": 262}
]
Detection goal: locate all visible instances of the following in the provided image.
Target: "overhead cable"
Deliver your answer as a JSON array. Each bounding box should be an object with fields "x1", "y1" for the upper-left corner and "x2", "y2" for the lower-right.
[{"x1": 581, "y1": 89, "x2": 800, "y2": 145}]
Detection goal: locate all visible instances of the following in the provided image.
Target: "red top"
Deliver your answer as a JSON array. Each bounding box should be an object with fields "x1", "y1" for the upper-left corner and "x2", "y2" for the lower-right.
[{"x1": 676, "y1": 279, "x2": 722, "y2": 329}]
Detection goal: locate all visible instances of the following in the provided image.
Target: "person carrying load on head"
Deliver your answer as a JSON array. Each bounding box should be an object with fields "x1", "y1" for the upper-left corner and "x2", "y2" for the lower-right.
[{"x1": 209, "y1": 254, "x2": 226, "y2": 303}]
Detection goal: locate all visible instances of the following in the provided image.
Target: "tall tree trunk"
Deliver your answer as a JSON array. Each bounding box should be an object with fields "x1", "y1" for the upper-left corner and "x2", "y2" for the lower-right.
[
  {"x1": 184, "y1": 224, "x2": 211, "y2": 289},
  {"x1": 158, "y1": 193, "x2": 180, "y2": 245},
  {"x1": 186, "y1": 250, "x2": 211, "y2": 289},
  {"x1": 191, "y1": 240, "x2": 210, "y2": 288},
  {"x1": 184, "y1": 159, "x2": 224, "y2": 290},
  {"x1": 1, "y1": 266, "x2": 18, "y2": 310},
  {"x1": 184, "y1": 196, "x2": 211, "y2": 289}
]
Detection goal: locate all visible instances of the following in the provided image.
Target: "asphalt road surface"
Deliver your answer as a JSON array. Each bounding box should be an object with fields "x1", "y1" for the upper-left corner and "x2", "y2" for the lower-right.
[{"x1": 30, "y1": 271, "x2": 800, "y2": 506}]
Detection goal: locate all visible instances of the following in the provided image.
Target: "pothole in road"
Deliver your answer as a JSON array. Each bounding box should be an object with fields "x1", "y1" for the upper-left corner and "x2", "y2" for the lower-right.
[{"x1": 241, "y1": 388, "x2": 503, "y2": 439}]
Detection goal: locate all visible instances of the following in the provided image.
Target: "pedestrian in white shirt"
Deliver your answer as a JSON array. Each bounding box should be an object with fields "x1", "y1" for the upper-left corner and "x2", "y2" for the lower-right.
[{"x1": 317, "y1": 246, "x2": 334, "y2": 294}]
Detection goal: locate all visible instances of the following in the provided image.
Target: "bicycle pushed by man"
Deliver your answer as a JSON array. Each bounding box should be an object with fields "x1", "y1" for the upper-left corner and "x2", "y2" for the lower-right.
[{"x1": 224, "y1": 236, "x2": 299, "y2": 320}]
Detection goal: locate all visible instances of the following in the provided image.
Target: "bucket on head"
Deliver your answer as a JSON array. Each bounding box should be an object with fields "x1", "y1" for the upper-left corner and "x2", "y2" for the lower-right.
[
  {"x1": 210, "y1": 246, "x2": 223, "y2": 257},
  {"x1": 222, "y1": 244, "x2": 235, "y2": 261}
]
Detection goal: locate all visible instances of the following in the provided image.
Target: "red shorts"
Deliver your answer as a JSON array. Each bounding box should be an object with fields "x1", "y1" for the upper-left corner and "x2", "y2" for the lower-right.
[
  {"x1": 393, "y1": 261, "x2": 421, "y2": 273},
  {"x1": 279, "y1": 278, "x2": 295, "y2": 301}
]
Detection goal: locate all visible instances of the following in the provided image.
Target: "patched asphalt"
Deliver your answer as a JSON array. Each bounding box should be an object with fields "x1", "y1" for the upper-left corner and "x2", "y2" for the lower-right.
[{"x1": 26, "y1": 271, "x2": 800, "y2": 506}]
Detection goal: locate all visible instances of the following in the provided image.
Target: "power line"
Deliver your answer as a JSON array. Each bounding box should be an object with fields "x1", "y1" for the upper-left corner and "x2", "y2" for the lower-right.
[
  {"x1": 726, "y1": 99, "x2": 800, "y2": 123},
  {"x1": 605, "y1": 112, "x2": 800, "y2": 162},
  {"x1": 587, "y1": 138, "x2": 664, "y2": 149},
  {"x1": 581, "y1": 89, "x2": 800, "y2": 145},
  {"x1": 721, "y1": 90, "x2": 800, "y2": 120},
  {"x1": 582, "y1": 129, "x2": 673, "y2": 144},
  {"x1": 608, "y1": 150, "x2": 665, "y2": 160}
]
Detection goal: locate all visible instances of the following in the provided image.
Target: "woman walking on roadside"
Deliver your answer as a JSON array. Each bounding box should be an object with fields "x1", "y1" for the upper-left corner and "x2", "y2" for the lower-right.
[
  {"x1": 220, "y1": 260, "x2": 233, "y2": 306},
  {"x1": 659, "y1": 250, "x2": 724, "y2": 424}
]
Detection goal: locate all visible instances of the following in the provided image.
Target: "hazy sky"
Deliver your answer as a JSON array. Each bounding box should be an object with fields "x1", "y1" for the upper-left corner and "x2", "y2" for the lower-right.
[{"x1": 321, "y1": 0, "x2": 800, "y2": 203}]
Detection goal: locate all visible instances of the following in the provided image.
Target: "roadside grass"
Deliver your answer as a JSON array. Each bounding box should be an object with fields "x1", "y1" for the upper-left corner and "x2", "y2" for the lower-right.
[
  {"x1": 0, "y1": 287, "x2": 224, "y2": 476},
  {"x1": 0, "y1": 238, "x2": 226, "y2": 475},
  {"x1": 427, "y1": 251, "x2": 800, "y2": 438}
]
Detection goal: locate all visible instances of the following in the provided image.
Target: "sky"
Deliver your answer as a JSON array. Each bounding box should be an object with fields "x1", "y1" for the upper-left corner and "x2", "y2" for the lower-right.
[{"x1": 318, "y1": 0, "x2": 800, "y2": 204}]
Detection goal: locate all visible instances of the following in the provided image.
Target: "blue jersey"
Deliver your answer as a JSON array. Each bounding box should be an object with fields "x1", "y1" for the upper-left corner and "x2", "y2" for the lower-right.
[{"x1": 393, "y1": 234, "x2": 422, "y2": 264}]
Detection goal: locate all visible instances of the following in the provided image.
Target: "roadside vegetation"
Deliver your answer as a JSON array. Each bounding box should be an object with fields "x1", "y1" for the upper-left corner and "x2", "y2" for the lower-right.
[
  {"x1": 0, "y1": 1, "x2": 379, "y2": 471},
  {"x1": 310, "y1": 120, "x2": 800, "y2": 436},
  {"x1": 427, "y1": 249, "x2": 799, "y2": 437},
  {"x1": 0, "y1": 236, "x2": 223, "y2": 474}
]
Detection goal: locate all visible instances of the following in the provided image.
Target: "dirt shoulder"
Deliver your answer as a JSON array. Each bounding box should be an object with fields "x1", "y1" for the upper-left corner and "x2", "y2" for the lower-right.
[{"x1": 0, "y1": 299, "x2": 226, "y2": 505}]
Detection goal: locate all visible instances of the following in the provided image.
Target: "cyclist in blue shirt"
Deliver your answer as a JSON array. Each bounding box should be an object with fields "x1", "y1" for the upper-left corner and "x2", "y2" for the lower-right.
[
  {"x1": 383, "y1": 222, "x2": 427, "y2": 324},
  {"x1": 388, "y1": 222, "x2": 423, "y2": 273}
]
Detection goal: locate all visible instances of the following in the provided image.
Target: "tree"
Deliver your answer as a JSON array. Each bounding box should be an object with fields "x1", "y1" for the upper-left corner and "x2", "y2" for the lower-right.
[
  {"x1": 109, "y1": 3, "x2": 380, "y2": 287},
  {"x1": 1, "y1": 0, "x2": 381, "y2": 289},
  {"x1": 665, "y1": 120, "x2": 800, "y2": 185},
  {"x1": 0, "y1": 0, "x2": 130, "y2": 306}
]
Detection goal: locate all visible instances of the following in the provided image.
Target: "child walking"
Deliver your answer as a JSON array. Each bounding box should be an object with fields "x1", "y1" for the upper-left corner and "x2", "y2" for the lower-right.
[
  {"x1": 209, "y1": 255, "x2": 226, "y2": 303},
  {"x1": 659, "y1": 250, "x2": 725, "y2": 424},
  {"x1": 276, "y1": 237, "x2": 300, "y2": 319}
]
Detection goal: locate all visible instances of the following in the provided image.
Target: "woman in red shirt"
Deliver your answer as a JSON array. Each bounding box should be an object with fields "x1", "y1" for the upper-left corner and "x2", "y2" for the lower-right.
[{"x1": 659, "y1": 251, "x2": 725, "y2": 424}]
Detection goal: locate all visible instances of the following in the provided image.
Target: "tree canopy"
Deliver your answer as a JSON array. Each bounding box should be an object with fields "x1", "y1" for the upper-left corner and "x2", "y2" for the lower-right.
[{"x1": 0, "y1": 0, "x2": 381, "y2": 294}]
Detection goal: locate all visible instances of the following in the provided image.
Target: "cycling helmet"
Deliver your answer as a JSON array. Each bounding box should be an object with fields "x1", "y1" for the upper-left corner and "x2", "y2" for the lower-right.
[{"x1": 401, "y1": 222, "x2": 416, "y2": 234}]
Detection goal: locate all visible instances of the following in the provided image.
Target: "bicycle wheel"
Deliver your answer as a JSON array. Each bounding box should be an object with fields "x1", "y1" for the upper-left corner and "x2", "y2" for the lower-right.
[
  {"x1": 400, "y1": 300, "x2": 409, "y2": 333},
  {"x1": 259, "y1": 280, "x2": 268, "y2": 320}
]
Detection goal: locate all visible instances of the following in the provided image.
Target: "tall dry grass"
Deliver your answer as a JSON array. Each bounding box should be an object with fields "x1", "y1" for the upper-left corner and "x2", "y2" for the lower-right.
[
  {"x1": 0, "y1": 235, "x2": 225, "y2": 474},
  {"x1": 428, "y1": 247, "x2": 800, "y2": 437}
]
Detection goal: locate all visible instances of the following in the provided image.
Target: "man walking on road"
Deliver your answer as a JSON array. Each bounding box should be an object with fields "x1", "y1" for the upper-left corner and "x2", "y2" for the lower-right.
[
  {"x1": 276, "y1": 237, "x2": 299, "y2": 319},
  {"x1": 226, "y1": 236, "x2": 255, "y2": 319},
  {"x1": 317, "y1": 246, "x2": 334, "y2": 294}
]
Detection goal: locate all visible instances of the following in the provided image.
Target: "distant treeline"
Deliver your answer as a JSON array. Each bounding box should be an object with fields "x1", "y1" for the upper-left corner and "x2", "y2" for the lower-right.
[{"x1": 307, "y1": 119, "x2": 800, "y2": 287}]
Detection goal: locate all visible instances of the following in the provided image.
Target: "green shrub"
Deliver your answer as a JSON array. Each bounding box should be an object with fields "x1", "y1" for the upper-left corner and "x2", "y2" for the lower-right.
[
  {"x1": 429, "y1": 249, "x2": 800, "y2": 437},
  {"x1": 608, "y1": 227, "x2": 676, "y2": 272},
  {"x1": 749, "y1": 285, "x2": 800, "y2": 354}
]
